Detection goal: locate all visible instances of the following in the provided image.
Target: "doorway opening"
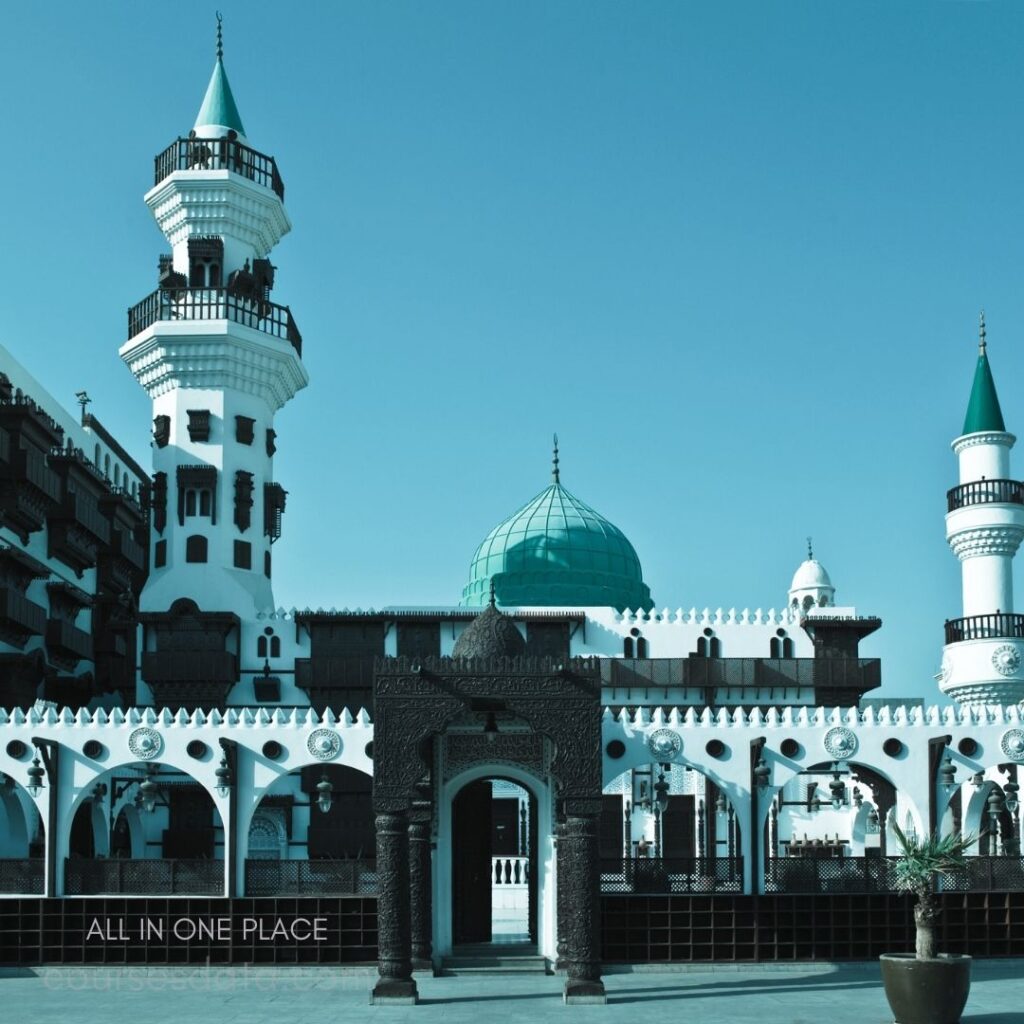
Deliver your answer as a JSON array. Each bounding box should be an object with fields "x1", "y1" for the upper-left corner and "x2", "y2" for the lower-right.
[{"x1": 451, "y1": 777, "x2": 537, "y2": 947}]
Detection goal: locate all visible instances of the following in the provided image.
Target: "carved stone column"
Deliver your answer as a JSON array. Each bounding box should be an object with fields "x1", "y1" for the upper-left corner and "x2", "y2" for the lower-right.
[
  {"x1": 371, "y1": 810, "x2": 417, "y2": 1004},
  {"x1": 558, "y1": 814, "x2": 606, "y2": 1004},
  {"x1": 408, "y1": 817, "x2": 432, "y2": 969}
]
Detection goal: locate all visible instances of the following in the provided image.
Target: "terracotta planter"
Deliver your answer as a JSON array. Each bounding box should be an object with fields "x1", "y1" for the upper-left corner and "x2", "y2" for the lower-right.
[{"x1": 879, "y1": 954, "x2": 972, "y2": 1024}]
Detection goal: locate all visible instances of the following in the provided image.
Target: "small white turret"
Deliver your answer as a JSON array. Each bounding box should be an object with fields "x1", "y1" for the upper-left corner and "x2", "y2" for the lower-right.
[
  {"x1": 788, "y1": 539, "x2": 836, "y2": 613},
  {"x1": 941, "y1": 314, "x2": 1024, "y2": 705}
]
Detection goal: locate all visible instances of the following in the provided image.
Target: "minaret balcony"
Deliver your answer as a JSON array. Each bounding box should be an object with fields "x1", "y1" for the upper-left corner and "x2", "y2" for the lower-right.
[
  {"x1": 127, "y1": 287, "x2": 302, "y2": 357},
  {"x1": 947, "y1": 478, "x2": 1024, "y2": 512},
  {"x1": 154, "y1": 136, "x2": 285, "y2": 200},
  {"x1": 944, "y1": 613, "x2": 1024, "y2": 644}
]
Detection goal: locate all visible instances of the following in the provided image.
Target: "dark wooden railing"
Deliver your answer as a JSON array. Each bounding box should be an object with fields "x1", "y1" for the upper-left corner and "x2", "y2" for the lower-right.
[
  {"x1": 154, "y1": 137, "x2": 285, "y2": 200},
  {"x1": 601, "y1": 658, "x2": 881, "y2": 692},
  {"x1": 765, "y1": 855, "x2": 1024, "y2": 893},
  {"x1": 765, "y1": 856, "x2": 900, "y2": 893},
  {"x1": 127, "y1": 288, "x2": 302, "y2": 356},
  {"x1": 64, "y1": 858, "x2": 224, "y2": 895},
  {"x1": 245, "y1": 859, "x2": 379, "y2": 896},
  {"x1": 0, "y1": 858, "x2": 44, "y2": 893},
  {"x1": 947, "y1": 478, "x2": 1024, "y2": 512},
  {"x1": 945, "y1": 613, "x2": 1024, "y2": 644},
  {"x1": 600, "y1": 857, "x2": 743, "y2": 894}
]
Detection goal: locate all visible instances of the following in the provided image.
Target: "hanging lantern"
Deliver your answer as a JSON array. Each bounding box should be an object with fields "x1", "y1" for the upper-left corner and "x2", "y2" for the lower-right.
[
  {"x1": 753, "y1": 757, "x2": 770, "y2": 790},
  {"x1": 26, "y1": 756, "x2": 45, "y2": 796},
  {"x1": 971, "y1": 771, "x2": 985, "y2": 789},
  {"x1": 715, "y1": 792, "x2": 726, "y2": 814},
  {"x1": 215, "y1": 755, "x2": 232, "y2": 797},
  {"x1": 865, "y1": 807, "x2": 880, "y2": 835},
  {"x1": 316, "y1": 772, "x2": 333, "y2": 814},
  {"x1": 852, "y1": 785, "x2": 863, "y2": 809},
  {"x1": 829, "y1": 772, "x2": 847, "y2": 810},
  {"x1": 1004, "y1": 780, "x2": 1019, "y2": 815},
  {"x1": 139, "y1": 765, "x2": 159, "y2": 814},
  {"x1": 939, "y1": 756, "x2": 957, "y2": 790},
  {"x1": 483, "y1": 711, "x2": 499, "y2": 743},
  {"x1": 654, "y1": 771, "x2": 670, "y2": 814}
]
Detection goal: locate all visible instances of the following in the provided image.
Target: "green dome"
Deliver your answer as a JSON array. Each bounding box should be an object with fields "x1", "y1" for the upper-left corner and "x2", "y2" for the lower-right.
[{"x1": 461, "y1": 479, "x2": 653, "y2": 612}]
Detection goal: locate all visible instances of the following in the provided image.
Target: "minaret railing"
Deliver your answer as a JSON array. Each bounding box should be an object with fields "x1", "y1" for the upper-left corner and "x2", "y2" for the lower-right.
[
  {"x1": 947, "y1": 478, "x2": 1024, "y2": 512},
  {"x1": 944, "y1": 612, "x2": 1024, "y2": 644},
  {"x1": 127, "y1": 288, "x2": 302, "y2": 356},
  {"x1": 154, "y1": 137, "x2": 285, "y2": 200}
]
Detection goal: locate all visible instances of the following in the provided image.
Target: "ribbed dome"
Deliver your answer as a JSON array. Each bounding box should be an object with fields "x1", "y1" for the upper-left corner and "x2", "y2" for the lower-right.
[
  {"x1": 461, "y1": 479, "x2": 653, "y2": 612},
  {"x1": 790, "y1": 559, "x2": 833, "y2": 592},
  {"x1": 452, "y1": 602, "x2": 527, "y2": 660}
]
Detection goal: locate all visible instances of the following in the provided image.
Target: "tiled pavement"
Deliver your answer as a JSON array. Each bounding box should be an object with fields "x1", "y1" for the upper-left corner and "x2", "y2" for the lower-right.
[{"x1": 1, "y1": 960, "x2": 1021, "y2": 1023}]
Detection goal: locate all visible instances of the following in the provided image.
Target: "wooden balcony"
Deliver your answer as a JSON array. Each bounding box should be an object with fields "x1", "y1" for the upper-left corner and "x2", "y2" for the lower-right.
[{"x1": 45, "y1": 617, "x2": 93, "y2": 666}]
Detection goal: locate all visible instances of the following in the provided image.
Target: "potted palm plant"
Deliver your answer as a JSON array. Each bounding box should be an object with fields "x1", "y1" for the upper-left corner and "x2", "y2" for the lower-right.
[{"x1": 879, "y1": 823, "x2": 977, "y2": 1024}]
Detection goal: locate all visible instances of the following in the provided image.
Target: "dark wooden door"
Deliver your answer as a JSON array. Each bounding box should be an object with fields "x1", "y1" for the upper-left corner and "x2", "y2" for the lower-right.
[
  {"x1": 452, "y1": 780, "x2": 492, "y2": 944},
  {"x1": 599, "y1": 795, "x2": 624, "y2": 859},
  {"x1": 491, "y1": 798, "x2": 519, "y2": 856},
  {"x1": 661, "y1": 795, "x2": 695, "y2": 858}
]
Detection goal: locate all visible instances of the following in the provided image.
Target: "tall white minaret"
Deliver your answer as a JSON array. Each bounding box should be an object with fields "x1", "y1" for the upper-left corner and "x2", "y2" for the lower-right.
[
  {"x1": 941, "y1": 313, "x2": 1024, "y2": 705},
  {"x1": 119, "y1": 19, "x2": 308, "y2": 617}
]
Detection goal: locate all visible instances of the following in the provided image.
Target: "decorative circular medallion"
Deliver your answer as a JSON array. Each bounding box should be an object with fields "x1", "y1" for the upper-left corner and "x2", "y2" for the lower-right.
[
  {"x1": 128, "y1": 727, "x2": 163, "y2": 761},
  {"x1": 648, "y1": 729, "x2": 682, "y2": 760},
  {"x1": 992, "y1": 644, "x2": 1022, "y2": 678},
  {"x1": 1000, "y1": 728, "x2": 1024, "y2": 763},
  {"x1": 307, "y1": 728, "x2": 341, "y2": 761},
  {"x1": 823, "y1": 726, "x2": 857, "y2": 760},
  {"x1": 940, "y1": 655, "x2": 952, "y2": 684}
]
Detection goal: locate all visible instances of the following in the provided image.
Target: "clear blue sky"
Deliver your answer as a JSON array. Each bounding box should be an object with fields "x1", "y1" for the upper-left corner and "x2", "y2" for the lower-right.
[{"x1": 2, "y1": 2, "x2": 1023, "y2": 698}]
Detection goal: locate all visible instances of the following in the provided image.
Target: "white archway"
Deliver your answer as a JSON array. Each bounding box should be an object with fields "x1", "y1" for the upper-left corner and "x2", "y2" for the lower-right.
[{"x1": 436, "y1": 763, "x2": 555, "y2": 962}]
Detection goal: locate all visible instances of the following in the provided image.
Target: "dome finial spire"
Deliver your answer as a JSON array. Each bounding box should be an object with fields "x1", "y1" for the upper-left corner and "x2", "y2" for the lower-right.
[
  {"x1": 552, "y1": 433, "x2": 560, "y2": 484},
  {"x1": 216, "y1": 11, "x2": 224, "y2": 60},
  {"x1": 807, "y1": 536, "x2": 813, "y2": 560},
  {"x1": 979, "y1": 309, "x2": 986, "y2": 354},
  {"x1": 489, "y1": 578, "x2": 496, "y2": 608}
]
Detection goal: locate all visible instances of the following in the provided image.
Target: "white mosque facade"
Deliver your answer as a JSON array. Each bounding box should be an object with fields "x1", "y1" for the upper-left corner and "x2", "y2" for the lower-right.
[{"x1": 0, "y1": 30, "x2": 1021, "y2": 984}]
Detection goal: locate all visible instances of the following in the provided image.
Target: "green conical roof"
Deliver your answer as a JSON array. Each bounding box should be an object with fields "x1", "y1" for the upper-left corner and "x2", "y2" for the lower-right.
[
  {"x1": 460, "y1": 478, "x2": 653, "y2": 612},
  {"x1": 962, "y1": 344, "x2": 1005, "y2": 435},
  {"x1": 195, "y1": 58, "x2": 246, "y2": 136}
]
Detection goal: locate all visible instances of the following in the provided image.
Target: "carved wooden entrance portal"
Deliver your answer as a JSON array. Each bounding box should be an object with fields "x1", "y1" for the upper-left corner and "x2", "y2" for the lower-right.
[{"x1": 370, "y1": 653, "x2": 606, "y2": 1005}]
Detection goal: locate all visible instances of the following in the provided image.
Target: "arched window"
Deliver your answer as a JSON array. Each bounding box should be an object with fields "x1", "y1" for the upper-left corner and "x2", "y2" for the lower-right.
[
  {"x1": 94, "y1": 444, "x2": 101, "y2": 467},
  {"x1": 769, "y1": 637, "x2": 781, "y2": 658},
  {"x1": 696, "y1": 636, "x2": 708, "y2": 657},
  {"x1": 802, "y1": 595, "x2": 814, "y2": 612},
  {"x1": 270, "y1": 635, "x2": 281, "y2": 658},
  {"x1": 185, "y1": 535, "x2": 208, "y2": 563},
  {"x1": 104, "y1": 454, "x2": 111, "y2": 479},
  {"x1": 636, "y1": 637, "x2": 648, "y2": 658},
  {"x1": 257, "y1": 636, "x2": 268, "y2": 658},
  {"x1": 114, "y1": 465, "x2": 121, "y2": 487},
  {"x1": 184, "y1": 488, "x2": 212, "y2": 518},
  {"x1": 782, "y1": 637, "x2": 794, "y2": 657},
  {"x1": 623, "y1": 637, "x2": 634, "y2": 658},
  {"x1": 708, "y1": 637, "x2": 721, "y2": 658}
]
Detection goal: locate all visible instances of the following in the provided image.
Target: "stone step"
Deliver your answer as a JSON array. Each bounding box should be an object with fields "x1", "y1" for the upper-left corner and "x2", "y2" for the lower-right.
[{"x1": 439, "y1": 957, "x2": 549, "y2": 976}]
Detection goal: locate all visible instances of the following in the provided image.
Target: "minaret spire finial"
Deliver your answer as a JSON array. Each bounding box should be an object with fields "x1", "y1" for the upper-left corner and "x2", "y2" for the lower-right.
[
  {"x1": 552, "y1": 433, "x2": 560, "y2": 484},
  {"x1": 807, "y1": 536, "x2": 813, "y2": 561},
  {"x1": 489, "y1": 578, "x2": 497, "y2": 609},
  {"x1": 216, "y1": 11, "x2": 224, "y2": 61},
  {"x1": 979, "y1": 309, "x2": 987, "y2": 354}
]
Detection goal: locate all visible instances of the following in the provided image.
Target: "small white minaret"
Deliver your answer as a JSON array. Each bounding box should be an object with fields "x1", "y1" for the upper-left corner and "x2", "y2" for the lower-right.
[
  {"x1": 941, "y1": 314, "x2": 1024, "y2": 705},
  {"x1": 119, "y1": 19, "x2": 308, "y2": 617},
  {"x1": 788, "y1": 538, "x2": 836, "y2": 613}
]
